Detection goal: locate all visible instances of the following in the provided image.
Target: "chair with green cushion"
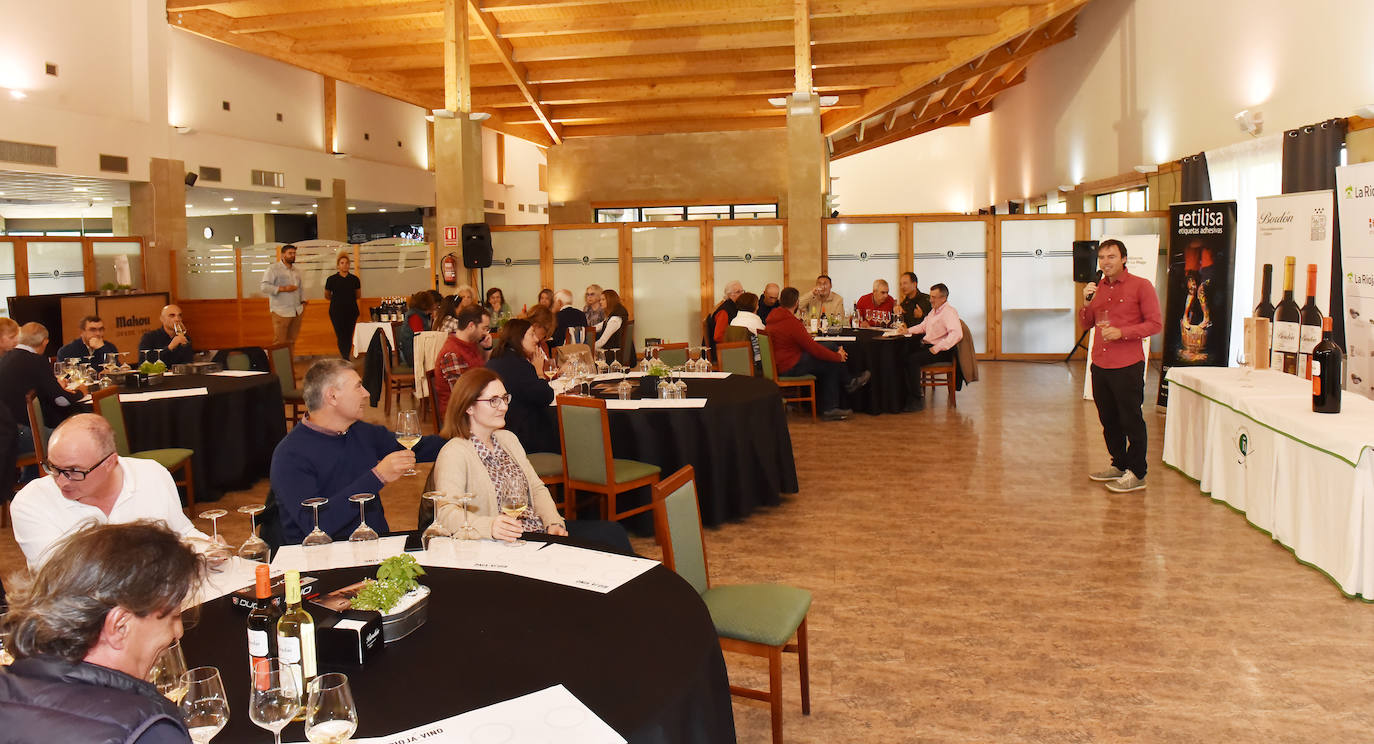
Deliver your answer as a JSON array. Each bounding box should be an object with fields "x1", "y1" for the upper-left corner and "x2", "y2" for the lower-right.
[
  {"x1": 226, "y1": 351, "x2": 252, "y2": 371},
  {"x1": 265, "y1": 344, "x2": 306, "y2": 424},
  {"x1": 655, "y1": 342, "x2": 688, "y2": 367},
  {"x1": 652, "y1": 465, "x2": 811, "y2": 744},
  {"x1": 757, "y1": 331, "x2": 817, "y2": 422},
  {"x1": 90, "y1": 386, "x2": 195, "y2": 510},
  {"x1": 525, "y1": 451, "x2": 569, "y2": 517},
  {"x1": 715, "y1": 340, "x2": 754, "y2": 376},
  {"x1": 555, "y1": 394, "x2": 659, "y2": 524}
]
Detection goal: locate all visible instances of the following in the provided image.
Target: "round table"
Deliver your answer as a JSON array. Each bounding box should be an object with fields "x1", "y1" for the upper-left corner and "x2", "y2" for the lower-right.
[
  {"x1": 107, "y1": 372, "x2": 286, "y2": 501},
  {"x1": 603, "y1": 375, "x2": 799, "y2": 526},
  {"x1": 179, "y1": 544, "x2": 735, "y2": 744},
  {"x1": 816, "y1": 328, "x2": 919, "y2": 414}
]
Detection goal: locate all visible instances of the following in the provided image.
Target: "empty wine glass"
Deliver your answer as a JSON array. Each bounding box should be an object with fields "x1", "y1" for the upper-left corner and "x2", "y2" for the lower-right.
[
  {"x1": 595, "y1": 350, "x2": 609, "y2": 375},
  {"x1": 456, "y1": 492, "x2": 480, "y2": 540},
  {"x1": 497, "y1": 487, "x2": 529, "y2": 547},
  {"x1": 305, "y1": 673, "x2": 358, "y2": 744},
  {"x1": 394, "y1": 409, "x2": 421, "y2": 476},
  {"x1": 348, "y1": 493, "x2": 379, "y2": 542},
  {"x1": 148, "y1": 640, "x2": 188, "y2": 704},
  {"x1": 237, "y1": 504, "x2": 270, "y2": 563},
  {"x1": 420, "y1": 491, "x2": 451, "y2": 550},
  {"x1": 301, "y1": 498, "x2": 332, "y2": 546},
  {"x1": 180, "y1": 666, "x2": 229, "y2": 743},
  {"x1": 249, "y1": 658, "x2": 301, "y2": 744},
  {"x1": 198, "y1": 508, "x2": 233, "y2": 568},
  {"x1": 608, "y1": 347, "x2": 624, "y2": 374}
]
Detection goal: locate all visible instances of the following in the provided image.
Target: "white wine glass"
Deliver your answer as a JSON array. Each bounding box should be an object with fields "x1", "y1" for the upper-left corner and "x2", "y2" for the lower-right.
[
  {"x1": 305, "y1": 673, "x2": 359, "y2": 744},
  {"x1": 249, "y1": 658, "x2": 301, "y2": 744},
  {"x1": 497, "y1": 487, "x2": 529, "y2": 547},
  {"x1": 148, "y1": 640, "x2": 188, "y2": 704},
  {"x1": 180, "y1": 666, "x2": 229, "y2": 743},
  {"x1": 394, "y1": 409, "x2": 421, "y2": 476},
  {"x1": 420, "y1": 491, "x2": 451, "y2": 550},
  {"x1": 237, "y1": 504, "x2": 270, "y2": 563},
  {"x1": 301, "y1": 498, "x2": 333, "y2": 547}
]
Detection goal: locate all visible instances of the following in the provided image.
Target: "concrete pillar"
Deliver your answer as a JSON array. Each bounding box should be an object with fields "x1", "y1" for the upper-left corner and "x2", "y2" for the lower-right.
[
  {"x1": 316, "y1": 179, "x2": 349, "y2": 242},
  {"x1": 111, "y1": 206, "x2": 131, "y2": 236},
  {"x1": 128, "y1": 157, "x2": 187, "y2": 293},
  {"x1": 786, "y1": 97, "x2": 825, "y2": 283},
  {"x1": 252, "y1": 213, "x2": 275, "y2": 244},
  {"x1": 433, "y1": 117, "x2": 485, "y2": 239}
]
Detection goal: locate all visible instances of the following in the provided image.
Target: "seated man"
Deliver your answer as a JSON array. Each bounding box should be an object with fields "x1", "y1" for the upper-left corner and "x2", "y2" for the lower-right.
[
  {"x1": 56, "y1": 315, "x2": 118, "y2": 365},
  {"x1": 0, "y1": 322, "x2": 79, "y2": 450},
  {"x1": 855, "y1": 279, "x2": 897, "y2": 326},
  {"x1": 756, "y1": 283, "x2": 782, "y2": 325},
  {"x1": 271, "y1": 359, "x2": 444, "y2": 543},
  {"x1": 0, "y1": 520, "x2": 204, "y2": 743},
  {"x1": 706, "y1": 280, "x2": 743, "y2": 350},
  {"x1": 896, "y1": 271, "x2": 931, "y2": 326},
  {"x1": 549, "y1": 289, "x2": 589, "y2": 348},
  {"x1": 903, "y1": 283, "x2": 963, "y2": 411},
  {"x1": 137, "y1": 304, "x2": 194, "y2": 365},
  {"x1": 433, "y1": 305, "x2": 492, "y2": 418},
  {"x1": 765, "y1": 287, "x2": 870, "y2": 421},
  {"x1": 796, "y1": 274, "x2": 845, "y2": 320},
  {"x1": 11, "y1": 414, "x2": 207, "y2": 568}
]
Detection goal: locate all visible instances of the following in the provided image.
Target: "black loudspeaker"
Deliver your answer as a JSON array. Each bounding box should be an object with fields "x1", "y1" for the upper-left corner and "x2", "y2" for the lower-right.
[
  {"x1": 461, "y1": 223, "x2": 493, "y2": 269},
  {"x1": 184, "y1": 171, "x2": 198, "y2": 187},
  {"x1": 1072, "y1": 240, "x2": 1100, "y2": 283}
]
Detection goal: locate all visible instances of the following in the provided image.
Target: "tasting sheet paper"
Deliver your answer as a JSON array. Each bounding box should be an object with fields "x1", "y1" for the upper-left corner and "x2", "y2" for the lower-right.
[
  {"x1": 119, "y1": 387, "x2": 209, "y2": 402},
  {"x1": 270, "y1": 536, "x2": 410, "y2": 573},
  {"x1": 414, "y1": 540, "x2": 658, "y2": 594}
]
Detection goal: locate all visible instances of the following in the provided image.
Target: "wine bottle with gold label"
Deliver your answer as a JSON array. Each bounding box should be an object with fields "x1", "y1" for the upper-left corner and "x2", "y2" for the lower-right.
[{"x1": 1271, "y1": 256, "x2": 1300, "y2": 374}]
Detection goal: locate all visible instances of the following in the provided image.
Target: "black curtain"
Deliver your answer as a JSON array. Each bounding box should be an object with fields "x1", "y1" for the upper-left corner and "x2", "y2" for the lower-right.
[
  {"x1": 1282, "y1": 118, "x2": 1349, "y2": 346},
  {"x1": 1178, "y1": 153, "x2": 1212, "y2": 202}
]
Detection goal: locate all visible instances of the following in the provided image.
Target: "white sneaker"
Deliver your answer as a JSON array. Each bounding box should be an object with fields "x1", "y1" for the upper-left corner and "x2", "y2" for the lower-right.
[
  {"x1": 1106, "y1": 471, "x2": 1146, "y2": 493},
  {"x1": 1089, "y1": 466, "x2": 1126, "y2": 482}
]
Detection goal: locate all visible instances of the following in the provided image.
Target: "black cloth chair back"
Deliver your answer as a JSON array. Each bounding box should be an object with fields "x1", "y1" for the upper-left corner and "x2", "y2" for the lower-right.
[
  {"x1": 211, "y1": 347, "x2": 271, "y2": 373},
  {"x1": 260, "y1": 487, "x2": 285, "y2": 555}
]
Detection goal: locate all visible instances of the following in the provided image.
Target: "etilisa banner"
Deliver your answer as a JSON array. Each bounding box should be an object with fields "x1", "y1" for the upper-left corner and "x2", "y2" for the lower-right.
[
  {"x1": 1158, "y1": 201, "x2": 1238, "y2": 407},
  {"x1": 1335, "y1": 162, "x2": 1374, "y2": 400}
]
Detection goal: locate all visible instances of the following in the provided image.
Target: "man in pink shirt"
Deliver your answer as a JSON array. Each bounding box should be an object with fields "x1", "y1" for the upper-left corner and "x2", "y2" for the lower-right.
[
  {"x1": 1079, "y1": 239, "x2": 1162, "y2": 493},
  {"x1": 902, "y1": 283, "x2": 962, "y2": 411}
]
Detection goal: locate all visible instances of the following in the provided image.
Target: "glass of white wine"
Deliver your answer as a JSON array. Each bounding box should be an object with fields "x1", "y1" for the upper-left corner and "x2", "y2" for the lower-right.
[
  {"x1": 305, "y1": 673, "x2": 358, "y2": 744},
  {"x1": 497, "y1": 487, "x2": 529, "y2": 548},
  {"x1": 180, "y1": 666, "x2": 229, "y2": 743},
  {"x1": 148, "y1": 639, "x2": 188, "y2": 703},
  {"x1": 394, "y1": 409, "x2": 421, "y2": 477},
  {"x1": 249, "y1": 659, "x2": 301, "y2": 744}
]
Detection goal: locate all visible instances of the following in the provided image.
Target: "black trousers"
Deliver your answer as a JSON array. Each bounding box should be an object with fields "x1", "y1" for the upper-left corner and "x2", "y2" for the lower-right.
[
  {"x1": 1090, "y1": 362, "x2": 1148, "y2": 478},
  {"x1": 329, "y1": 309, "x2": 357, "y2": 360},
  {"x1": 904, "y1": 343, "x2": 953, "y2": 402}
]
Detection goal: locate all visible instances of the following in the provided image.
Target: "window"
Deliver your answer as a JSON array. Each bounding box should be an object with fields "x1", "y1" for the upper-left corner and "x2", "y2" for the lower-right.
[
  {"x1": 594, "y1": 203, "x2": 778, "y2": 223},
  {"x1": 1092, "y1": 186, "x2": 1149, "y2": 213}
]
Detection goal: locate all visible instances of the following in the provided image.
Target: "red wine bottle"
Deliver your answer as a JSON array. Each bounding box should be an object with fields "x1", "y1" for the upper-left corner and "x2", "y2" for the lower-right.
[
  {"x1": 1272, "y1": 257, "x2": 1300, "y2": 375},
  {"x1": 1299, "y1": 264, "x2": 1323, "y2": 379},
  {"x1": 1312, "y1": 316, "x2": 1342, "y2": 413},
  {"x1": 247, "y1": 564, "x2": 280, "y2": 690},
  {"x1": 1254, "y1": 263, "x2": 1275, "y2": 319}
]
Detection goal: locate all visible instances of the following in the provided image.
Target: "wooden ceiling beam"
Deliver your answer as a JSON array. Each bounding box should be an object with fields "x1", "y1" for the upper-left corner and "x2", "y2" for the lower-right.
[
  {"x1": 833, "y1": 97, "x2": 992, "y2": 160},
  {"x1": 491, "y1": 0, "x2": 1039, "y2": 31},
  {"x1": 463, "y1": 67, "x2": 889, "y2": 106},
  {"x1": 227, "y1": 2, "x2": 440, "y2": 34},
  {"x1": 794, "y1": 0, "x2": 812, "y2": 94},
  {"x1": 480, "y1": 0, "x2": 653, "y2": 9},
  {"x1": 293, "y1": 28, "x2": 445, "y2": 52},
  {"x1": 443, "y1": 0, "x2": 471, "y2": 113},
  {"x1": 502, "y1": 93, "x2": 861, "y2": 125},
  {"x1": 833, "y1": 70, "x2": 1015, "y2": 156},
  {"x1": 560, "y1": 117, "x2": 783, "y2": 138},
  {"x1": 465, "y1": 0, "x2": 562, "y2": 143}
]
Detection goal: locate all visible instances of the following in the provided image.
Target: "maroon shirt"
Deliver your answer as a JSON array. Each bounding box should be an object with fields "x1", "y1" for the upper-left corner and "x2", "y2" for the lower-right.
[
  {"x1": 433, "y1": 335, "x2": 486, "y2": 417},
  {"x1": 1078, "y1": 268, "x2": 1162, "y2": 369},
  {"x1": 764, "y1": 306, "x2": 843, "y2": 373}
]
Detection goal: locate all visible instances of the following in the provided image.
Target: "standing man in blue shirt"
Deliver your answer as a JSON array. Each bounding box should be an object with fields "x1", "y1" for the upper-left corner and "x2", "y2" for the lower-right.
[{"x1": 260, "y1": 244, "x2": 304, "y2": 354}]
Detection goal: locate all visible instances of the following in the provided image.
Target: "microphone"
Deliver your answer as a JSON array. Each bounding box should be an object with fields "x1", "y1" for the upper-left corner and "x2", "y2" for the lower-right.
[{"x1": 1085, "y1": 270, "x2": 1102, "y2": 301}]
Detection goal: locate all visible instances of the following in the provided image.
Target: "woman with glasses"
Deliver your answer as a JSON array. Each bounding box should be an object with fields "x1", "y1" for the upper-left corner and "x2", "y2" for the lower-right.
[
  {"x1": 582, "y1": 284, "x2": 605, "y2": 326},
  {"x1": 482, "y1": 319, "x2": 558, "y2": 454},
  {"x1": 433, "y1": 368, "x2": 631, "y2": 553}
]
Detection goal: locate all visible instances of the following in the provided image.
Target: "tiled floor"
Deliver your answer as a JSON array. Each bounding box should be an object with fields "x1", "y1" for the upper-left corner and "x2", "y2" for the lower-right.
[{"x1": 5, "y1": 361, "x2": 1374, "y2": 743}]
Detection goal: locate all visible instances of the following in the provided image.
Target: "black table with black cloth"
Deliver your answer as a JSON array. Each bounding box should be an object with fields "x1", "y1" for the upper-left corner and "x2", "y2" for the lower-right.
[
  {"x1": 600, "y1": 375, "x2": 798, "y2": 527},
  {"x1": 815, "y1": 328, "x2": 920, "y2": 414},
  {"x1": 96, "y1": 373, "x2": 286, "y2": 502},
  {"x1": 179, "y1": 535, "x2": 736, "y2": 744}
]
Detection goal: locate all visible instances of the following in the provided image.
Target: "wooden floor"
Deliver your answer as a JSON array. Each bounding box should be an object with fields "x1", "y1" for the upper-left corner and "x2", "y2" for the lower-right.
[{"x1": 5, "y1": 361, "x2": 1374, "y2": 742}]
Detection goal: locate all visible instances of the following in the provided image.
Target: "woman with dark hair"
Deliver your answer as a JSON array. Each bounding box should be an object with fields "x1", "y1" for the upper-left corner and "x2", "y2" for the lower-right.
[
  {"x1": 536, "y1": 288, "x2": 554, "y2": 309},
  {"x1": 434, "y1": 294, "x2": 462, "y2": 335},
  {"x1": 323, "y1": 252, "x2": 361, "y2": 359},
  {"x1": 433, "y1": 369, "x2": 631, "y2": 553},
  {"x1": 524, "y1": 304, "x2": 555, "y2": 374},
  {"x1": 484, "y1": 319, "x2": 557, "y2": 453},
  {"x1": 594, "y1": 288, "x2": 634, "y2": 363},
  {"x1": 484, "y1": 287, "x2": 511, "y2": 330}
]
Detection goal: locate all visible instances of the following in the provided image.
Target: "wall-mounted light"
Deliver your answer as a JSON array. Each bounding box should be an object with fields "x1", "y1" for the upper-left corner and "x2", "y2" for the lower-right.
[
  {"x1": 1235, "y1": 109, "x2": 1263, "y2": 136},
  {"x1": 469, "y1": 112, "x2": 491, "y2": 122},
  {"x1": 1356, "y1": 104, "x2": 1374, "y2": 119},
  {"x1": 175, "y1": 126, "x2": 194, "y2": 135},
  {"x1": 332, "y1": 152, "x2": 348, "y2": 159},
  {"x1": 431, "y1": 109, "x2": 457, "y2": 119},
  {"x1": 1133, "y1": 164, "x2": 1159, "y2": 174},
  {"x1": 8, "y1": 89, "x2": 27, "y2": 100}
]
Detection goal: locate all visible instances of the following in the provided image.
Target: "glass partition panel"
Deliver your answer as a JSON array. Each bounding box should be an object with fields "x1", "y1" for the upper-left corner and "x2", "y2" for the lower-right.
[
  {"x1": 486, "y1": 230, "x2": 543, "y2": 310},
  {"x1": 238, "y1": 243, "x2": 280, "y2": 299},
  {"x1": 92, "y1": 241, "x2": 143, "y2": 290},
  {"x1": 712, "y1": 224, "x2": 784, "y2": 302},
  {"x1": 552, "y1": 228, "x2": 620, "y2": 311},
  {"x1": 826, "y1": 222, "x2": 899, "y2": 313},
  {"x1": 1000, "y1": 219, "x2": 1077, "y2": 354},
  {"x1": 178, "y1": 241, "x2": 237, "y2": 300},
  {"x1": 631, "y1": 225, "x2": 700, "y2": 348},
  {"x1": 27, "y1": 241, "x2": 85, "y2": 295},
  {"x1": 358, "y1": 241, "x2": 431, "y2": 297},
  {"x1": 292, "y1": 241, "x2": 351, "y2": 301},
  {"x1": 0, "y1": 241, "x2": 16, "y2": 316},
  {"x1": 1090, "y1": 217, "x2": 1168, "y2": 353},
  {"x1": 913, "y1": 221, "x2": 988, "y2": 353}
]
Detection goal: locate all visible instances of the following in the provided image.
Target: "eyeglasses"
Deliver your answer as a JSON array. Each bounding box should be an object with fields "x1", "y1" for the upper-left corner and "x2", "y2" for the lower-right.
[
  {"x1": 42, "y1": 451, "x2": 115, "y2": 481},
  {"x1": 475, "y1": 394, "x2": 512, "y2": 409}
]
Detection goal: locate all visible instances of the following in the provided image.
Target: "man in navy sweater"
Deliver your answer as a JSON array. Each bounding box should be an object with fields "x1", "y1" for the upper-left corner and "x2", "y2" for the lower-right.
[{"x1": 270, "y1": 359, "x2": 443, "y2": 543}]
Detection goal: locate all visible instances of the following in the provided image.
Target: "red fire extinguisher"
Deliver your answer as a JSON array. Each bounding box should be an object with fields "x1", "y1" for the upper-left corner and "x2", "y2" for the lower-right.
[{"x1": 441, "y1": 253, "x2": 459, "y2": 285}]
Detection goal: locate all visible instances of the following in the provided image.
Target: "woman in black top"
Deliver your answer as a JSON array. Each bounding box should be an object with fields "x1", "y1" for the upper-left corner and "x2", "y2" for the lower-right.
[
  {"x1": 484, "y1": 318, "x2": 558, "y2": 454},
  {"x1": 323, "y1": 252, "x2": 362, "y2": 359},
  {"x1": 595, "y1": 288, "x2": 634, "y2": 366}
]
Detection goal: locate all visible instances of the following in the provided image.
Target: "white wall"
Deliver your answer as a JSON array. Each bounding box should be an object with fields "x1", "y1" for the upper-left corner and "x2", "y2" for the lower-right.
[
  {"x1": 334, "y1": 82, "x2": 429, "y2": 170},
  {"x1": 482, "y1": 130, "x2": 549, "y2": 225},
  {"x1": 830, "y1": 115, "x2": 993, "y2": 214}
]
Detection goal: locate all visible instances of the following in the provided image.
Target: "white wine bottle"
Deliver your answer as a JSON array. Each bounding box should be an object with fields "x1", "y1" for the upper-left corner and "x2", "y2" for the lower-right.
[
  {"x1": 276, "y1": 570, "x2": 316, "y2": 720},
  {"x1": 1271, "y1": 256, "x2": 1301, "y2": 375}
]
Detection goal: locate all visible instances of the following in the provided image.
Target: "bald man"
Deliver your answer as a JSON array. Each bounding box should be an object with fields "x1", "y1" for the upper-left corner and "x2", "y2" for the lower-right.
[
  {"x1": 11, "y1": 413, "x2": 206, "y2": 568},
  {"x1": 138, "y1": 304, "x2": 194, "y2": 365},
  {"x1": 756, "y1": 283, "x2": 782, "y2": 324}
]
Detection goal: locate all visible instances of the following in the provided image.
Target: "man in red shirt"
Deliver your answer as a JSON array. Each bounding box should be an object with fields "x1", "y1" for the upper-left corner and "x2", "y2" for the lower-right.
[
  {"x1": 854, "y1": 279, "x2": 897, "y2": 327},
  {"x1": 433, "y1": 306, "x2": 492, "y2": 418},
  {"x1": 765, "y1": 287, "x2": 870, "y2": 420},
  {"x1": 1079, "y1": 239, "x2": 1162, "y2": 493}
]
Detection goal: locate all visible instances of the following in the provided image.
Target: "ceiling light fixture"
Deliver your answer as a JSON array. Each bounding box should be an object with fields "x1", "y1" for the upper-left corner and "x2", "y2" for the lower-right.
[
  {"x1": 1235, "y1": 109, "x2": 1263, "y2": 136},
  {"x1": 469, "y1": 112, "x2": 491, "y2": 122},
  {"x1": 306, "y1": 211, "x2": 314, "y2": 215},
  {"x1": 431, "y1": 109, "x2": 456, "y2": 119},
  {"x1": 223, "y1": 197, "x2": 234, "y2": 202},
  {"x1": 332, "y1": 152, "x2": 348, "y2": 159},
  {"x1": 73, "y1": 187, "x2": 88, "y2": 192},
  {"x1": 311, "y1": 203, "x2": 318, "y2": 208},
  {"x1": 185, "y1": 203, "x2": 193, "y2": 208},
  {"x1": 347, "y1": 205, "x2": 357, "y2": 211},
  {"x1": 767, "y1": 97, "x2": 787, "y2": 107},
  {"x1": 175, "y1": 126, "x2": 193, "y2": 135},
  {"x1": 229, "y1": 207, "x2": 239, "y2": 211},
  {"x1": 1133, "y1": 164, "x2": 1159, "y2": 174},
  {"x1": 270, "y1": 200, "x2": 280, "y2": 205},
  {"x1": 378, "y1": 208, "x2": 387, "y2": 212},
  {"x1": 8, "y1": 89, "x2": 27, "y2": 100},
  {"x1": 818, "y1": 95, "x2": 839, "y2": 107},
  {"x1": 269, "y1": 209, "x2": 278, "y2": 213},
  {"x1": 1058, "y1": 184, "x2": 1075, "y2": 192}
]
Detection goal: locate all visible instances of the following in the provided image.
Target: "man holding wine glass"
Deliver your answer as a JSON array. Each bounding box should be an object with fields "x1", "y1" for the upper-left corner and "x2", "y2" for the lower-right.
[
  {"x1": 56, "y1": 315, "x2": 119, "y2": 364},
  {"x1": 138, "y1": 305, "x2": 196, "y2": 366},
  {"x1": 1079, "y1": 239, "x2": 1162, "y2": 494},
  {"x1": 270, "y1": 359, "x2": 444, "y2": 543}
]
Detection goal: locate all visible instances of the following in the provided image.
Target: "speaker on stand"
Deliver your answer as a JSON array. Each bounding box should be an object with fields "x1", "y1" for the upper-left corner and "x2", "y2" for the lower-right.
[
  {"x1": 1066, "y1": 240, "x2": 1101, "y2": 362},
  {"x1": 462, "y1": 223, "x2": 493, "y2": 298}
]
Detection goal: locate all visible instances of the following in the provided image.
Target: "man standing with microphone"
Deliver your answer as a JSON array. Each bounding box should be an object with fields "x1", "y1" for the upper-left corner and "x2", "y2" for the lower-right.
[{"x1": 1081, "y1": 239, "x2": 1161, "y2": 493}]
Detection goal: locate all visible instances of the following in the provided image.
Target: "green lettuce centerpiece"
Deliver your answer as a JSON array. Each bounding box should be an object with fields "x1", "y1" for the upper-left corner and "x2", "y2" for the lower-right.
[{"x1": 349, "y1": 554, "x2": 426, "y2": 613}]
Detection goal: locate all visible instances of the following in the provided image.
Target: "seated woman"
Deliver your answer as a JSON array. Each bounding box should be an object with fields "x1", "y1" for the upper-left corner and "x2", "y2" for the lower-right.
[
  {"x1": 483, "y1": 287, "x2": 511, "y2": 330},
  {"x1": 433, "y1": 368, "x2": 632, "y2": 554},
  {"x1": 483, "y1": 318, "x2": 559, "y2": 454},
  {"x1": 725, "y1": 291, "x2": 765, "y2": 364},
  {"x1": 593, "y1": 288, "x2": 634, "y2": 365},
  {"x1": 524, "y1": 304, "x2": 555, "y2": 374}
]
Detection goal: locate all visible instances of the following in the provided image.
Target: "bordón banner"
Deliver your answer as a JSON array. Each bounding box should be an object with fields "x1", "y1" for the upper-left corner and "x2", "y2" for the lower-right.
[
  {"x1": 1335, "y1": 162, "x2": 1374, "y2": 400},
  {"x1": 1253, "y1": 190, "x2": 1334, "y2": 373},
  {"x1": 1158, "y1": 201, "x2": 1239, "y2": 407}
]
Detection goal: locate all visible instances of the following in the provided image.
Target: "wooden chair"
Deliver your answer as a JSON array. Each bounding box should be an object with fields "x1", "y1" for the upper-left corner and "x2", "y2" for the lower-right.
[
  {"x1": 757, "y1": 332, "x2": 817, "y2": 422},
  {"x1": 265, "y1": 344, "x2": 306, "y2": 423},
  {"x1": 5, "y1": 391, "x2": 47, "y2": 528},
  {"x1": 715, "y1": 340, "x2": 754, "y2": 376},
  {"x1": 379, "y1": 337, "x2": 416, "y2": 416},
  {"x1": 652, "y1": 466, "x2": 811, "y2": 744},
  {"x1": 655, "y1": 342, "x2": 689, "y2": 367},
  {"x1": 425, "y1": 369, "x2": 444, "y2": 432},
  {"x1": 555, "y1": 394, "x2": 660, "y2": 523},
  {"x1": 555, "y1": 343, "x2": 594, "y2": 365},
  {"x1": 919, "y1": 359, "x2": 958, "y2": 405},
  {"x1": 90, "y1": 386, "x2": 195, "y2": 510},
  {"x1": 526, "y1": 452, "x2": 568, "y2": 517}
]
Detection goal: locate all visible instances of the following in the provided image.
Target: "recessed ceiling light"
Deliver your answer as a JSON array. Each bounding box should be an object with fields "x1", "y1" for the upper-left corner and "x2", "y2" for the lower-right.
[
  {"x1": 0, "y1": 192, "x2": 8, "y2": 196},
  {"x1": 185, "y1": 203, "x2": 193, "y2": 208},
  {"x1": 92, "y1": 197, "x2": 103, "y2": 201},
  {"x1": 347, "y1": 206, "x2": 356, "y2": 211},
  {"x1": 73, "y1": 187, "x2": 88, "y2": 192},
  {"x1": 9, "y1": 90, "x2": 26, "y2": 100},
  {"x1": 378, "y1": 208, "x2": 387, "y2": 213},
  {"x1": 311, "y1": 203, "x2": 318, "y2": 208},
  {"x1": 223, "y1": 197, "x2": 234, "y2": 202},
  {"x1": 306, "y1": 211, "x2": 314, "y2": 215},
  {"x1": 269, "y1": 209, "x2": 278, "y2": 213},
  {"x1": 270, "y1": 200, "x2": 280, "y2": 205},
  {"x1": 229, "y1": 207, "x2": 239, "y2": 211}
]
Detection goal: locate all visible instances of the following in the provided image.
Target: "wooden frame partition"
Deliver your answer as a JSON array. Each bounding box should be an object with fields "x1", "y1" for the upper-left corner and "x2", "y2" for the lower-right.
[{"x1": 2, "y1": 235, "x2": 148, "y2": 298}]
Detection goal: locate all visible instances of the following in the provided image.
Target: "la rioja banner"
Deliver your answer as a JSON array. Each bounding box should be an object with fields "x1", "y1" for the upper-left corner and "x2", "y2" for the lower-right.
[
  {"x1": 1158, "y1": 201, "x2": 1238, "y2": 407},
  {"x1": 1336, "y1": 161, "x2": 1374, "y2": 400}
]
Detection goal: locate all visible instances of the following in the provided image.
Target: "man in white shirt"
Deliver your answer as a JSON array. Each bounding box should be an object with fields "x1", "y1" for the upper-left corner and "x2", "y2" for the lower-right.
[
  {"x1": 11, "y1": 414, "x2": 206, "y2": 567},
  {"x1": 260, "y1": 244, "x2": 304, "y2": 352}
]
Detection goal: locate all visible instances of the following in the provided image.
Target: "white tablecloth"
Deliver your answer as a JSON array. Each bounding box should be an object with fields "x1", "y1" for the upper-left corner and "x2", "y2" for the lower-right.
[
  {"x1": 1163, "y1": 366, "x2": 1374, "y2": 598},
  {"x1": 351, "y1": 321, "x2": 395, "y2": 358}
]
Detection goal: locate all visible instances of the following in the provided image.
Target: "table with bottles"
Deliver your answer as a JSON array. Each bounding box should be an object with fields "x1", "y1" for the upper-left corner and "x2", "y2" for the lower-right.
[{"x1": 1162, "y1": 365, "x2": 1374, "y2": 598}]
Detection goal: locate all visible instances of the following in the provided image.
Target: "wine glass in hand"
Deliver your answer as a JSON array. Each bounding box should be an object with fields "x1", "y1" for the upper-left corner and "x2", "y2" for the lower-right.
[
  {"x1": 393, "y1": 409, "x2": 421, "y2": 476},
  {"x1": 249, "y1": 659, "x2": 301, "y2": 744},
  {"x1": 497, "y1": 488, "x2": 529, "y2": 547},
  {"x1": 180, "y1": 666, "x2": 230, "y2": 743},
  {"x1": 148, "y1": 640, "x2": 189, "y2": 704},
  {"x1": 305, "y1": 673, "x2": 358, "y2": 744}
]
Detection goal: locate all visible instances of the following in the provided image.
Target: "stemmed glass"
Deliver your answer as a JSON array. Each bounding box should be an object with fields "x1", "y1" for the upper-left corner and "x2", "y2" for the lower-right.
[
  {"x1": 248, "y1": 659, "x2": 301, "y2": 744},
  {"x1": 394, "y1": 409, "x2": 421, "y2": 476},
  {"x1": 542, "y1": 356, "x2": 559, "y2": 380},
  {"x1": 348, "y1": 494, "x2": 380, "y2": 563},
  {"x1": 688, "y1": 346, "x2": 702, "y2": 372},
  {"x1": 420, "y1": 492, "x2": 451, "y2": 550},
  {"x1": 608, "y1": 348, "x2": 623, "y2": 374},
  {"x1": 237, "y1": 504, "x2": 270, "y2": 562},
  {"x1": 596, "y1": 349, "x2": 610, "y2": 375},
  {"x1": 301, "y1": 498, "x2": 333, "y2": 546},
  {"x1": 305, "y1": 673, "x2": 359, "y2": 744},
  {"x1": 148, "y1": 640, "x2": 189, "y2": 703},
  {"x1": 180, "y1": 666, "x2": 230, "y2": 743},
  {"x1": 497, "y1": 487, "x2": 529, "y2": 547},
  {"x1": 198, "y1": 508, "x2": 233, "y2": 568},
  {"x1": 455, "y1": 492, "x2": 479, "y2": 540}
]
